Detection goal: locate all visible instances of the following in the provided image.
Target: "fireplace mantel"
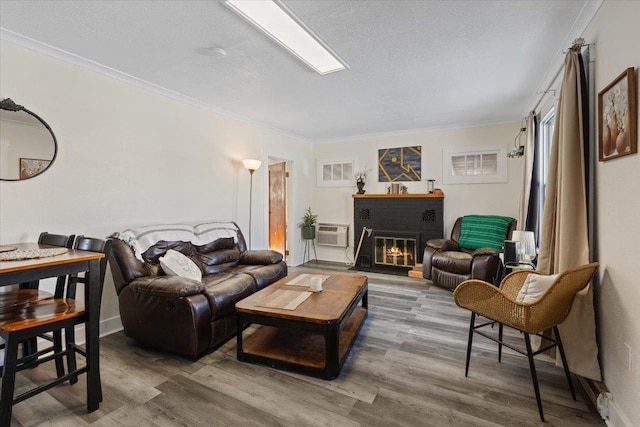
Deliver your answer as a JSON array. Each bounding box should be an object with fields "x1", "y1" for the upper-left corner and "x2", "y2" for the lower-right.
[{"x1": 352, "y1": 190, "x2": 444, "y2": 199}]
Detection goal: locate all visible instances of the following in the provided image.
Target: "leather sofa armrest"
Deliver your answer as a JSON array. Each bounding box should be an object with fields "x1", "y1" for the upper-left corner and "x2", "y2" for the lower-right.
[
  {"x1": 426, "y1": 239, "x2": 460, "y2": 251},
  {"x1": 240, "y1": 250, "x2": 283, "y2": 265},
  {"x1": 129, "y1": 276, "x2": 205, "y2": 298},
  {"x1": 424, "y1": 239, "x2": 460, "y2": 279},
  {"x1": 470, "y1": 252, "x2": 502, "y2": 286}
]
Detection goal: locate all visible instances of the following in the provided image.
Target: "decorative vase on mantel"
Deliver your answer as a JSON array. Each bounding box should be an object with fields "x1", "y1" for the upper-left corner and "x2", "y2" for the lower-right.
[{"x1": 356, "y1": 180, "x2": 366, "y2": 194}]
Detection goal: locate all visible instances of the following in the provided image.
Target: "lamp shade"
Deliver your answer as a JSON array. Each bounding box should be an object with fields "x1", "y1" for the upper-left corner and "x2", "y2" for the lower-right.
[
  {"x1": 512, "y1": 230, "x2": 536, "y2": 263},
  {"x1": 242, "y1": 159, "x2": 262, "y2": 171}
]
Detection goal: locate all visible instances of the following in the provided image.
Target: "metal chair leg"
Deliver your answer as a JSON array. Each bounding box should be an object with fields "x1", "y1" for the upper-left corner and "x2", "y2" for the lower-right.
[
  {"x1": 524, "y1": 333, "x2": 544, "y2": 422},
  {"x1": 312, "y1": 239, "x2": 318, "y2": 264},
  {"x1": 554, "y1": 326, "x2": 576, "y2": 401},
  {"x1": 465, "y1": 312, "x2": 476, "y2": 377}
]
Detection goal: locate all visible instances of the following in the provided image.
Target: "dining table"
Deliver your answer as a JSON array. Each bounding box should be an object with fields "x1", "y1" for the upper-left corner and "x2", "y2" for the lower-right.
[{"x1": 0, "y1": 242, "x2": 105, "y2": 416}]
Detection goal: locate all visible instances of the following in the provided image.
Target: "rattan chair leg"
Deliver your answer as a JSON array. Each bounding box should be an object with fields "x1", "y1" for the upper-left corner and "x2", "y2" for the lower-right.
[
  {"x1": 524, "y1": 333, "x2": 544, "y2": 422},
  {"x1": 554, "y1": 326, "x2": 576, "y2": 401},
  {"x1": 465, "y1": 312, "x2": 476, "y2": 377}
]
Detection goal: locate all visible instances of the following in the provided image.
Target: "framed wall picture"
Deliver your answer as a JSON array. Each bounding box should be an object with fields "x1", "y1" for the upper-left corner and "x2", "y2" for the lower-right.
[
  {"x1": 20, "y1": 158, "x2": 51, "y2": 179},
  {"x1": 598, "y1": 67, "x2": 637, "y2": 161},
  {"x1": 378, "y1": 146, "x2": 421, "y2": 182}
]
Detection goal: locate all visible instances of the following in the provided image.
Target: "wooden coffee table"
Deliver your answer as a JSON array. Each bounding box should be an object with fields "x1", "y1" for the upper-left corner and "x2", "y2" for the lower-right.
[{"x1": 236, "y1": 271, "x2": 368, "y2": 379}]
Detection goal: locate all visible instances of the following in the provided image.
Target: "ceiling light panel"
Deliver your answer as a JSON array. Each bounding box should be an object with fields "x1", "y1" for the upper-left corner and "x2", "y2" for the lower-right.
[{"x1": 224, "y1": 0, "x2": 348, "y2": 75}]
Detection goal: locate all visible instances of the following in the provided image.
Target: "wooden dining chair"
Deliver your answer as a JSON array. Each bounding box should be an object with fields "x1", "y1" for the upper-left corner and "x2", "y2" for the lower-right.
[
  {"x1": 19, "y1": 232, "x2": 75, "y2": 291},
  {"x1": 16, "y1": 232, "x2": 75, "y2": 373},
  {"x1": 62, "y1": 236, "x2": 112, "y2": 384},
  {"x1": 0, "y1": 236, "x2": 111, "y2": 425}
]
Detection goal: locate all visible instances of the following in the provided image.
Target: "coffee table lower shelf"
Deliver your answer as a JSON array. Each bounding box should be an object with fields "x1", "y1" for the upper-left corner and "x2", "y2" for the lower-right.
[{"x1": 238, "y1": 306, "x2": 367, "y2": 379}]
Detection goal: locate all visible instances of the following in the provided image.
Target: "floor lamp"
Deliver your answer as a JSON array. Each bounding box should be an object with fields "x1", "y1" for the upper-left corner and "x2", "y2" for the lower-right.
[{"x1": 243, "y1": 158, "x2": 262, "y2": 249}]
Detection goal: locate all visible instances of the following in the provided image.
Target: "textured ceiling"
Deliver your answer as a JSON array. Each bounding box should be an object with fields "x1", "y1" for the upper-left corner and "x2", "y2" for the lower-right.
[{"x1": 0, "y1": 1, "x2": 601, "y2": 142}]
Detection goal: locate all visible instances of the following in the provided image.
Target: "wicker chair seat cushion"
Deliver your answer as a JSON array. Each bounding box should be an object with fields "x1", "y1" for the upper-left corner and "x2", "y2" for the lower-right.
[{"x1": 432, "y1": 251, "x2": 472, "y2": 274}]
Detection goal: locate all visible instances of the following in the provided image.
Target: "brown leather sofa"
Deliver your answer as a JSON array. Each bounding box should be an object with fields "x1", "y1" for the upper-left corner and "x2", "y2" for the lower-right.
[
  {"x1": 422, "y1": 216, "x2": 517, "y2": 290},
  {"x1": 108, "y1": 222, "x2": 287, "y2": 358}
]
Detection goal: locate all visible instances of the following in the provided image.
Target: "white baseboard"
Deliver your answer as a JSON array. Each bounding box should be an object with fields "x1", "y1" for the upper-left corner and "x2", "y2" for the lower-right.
[
  {"x1": 33, "y1": 316, "x2": 123, "y2": 348},
  {"x1": 605, "y1": 400, "x2": 633, "y2": 427},
  {"x1": 99, "y1": 315, "x2": 124, "y2": 338},
  {"x1": 71, "y1": 315, "x2": 124, "y2": 345}
]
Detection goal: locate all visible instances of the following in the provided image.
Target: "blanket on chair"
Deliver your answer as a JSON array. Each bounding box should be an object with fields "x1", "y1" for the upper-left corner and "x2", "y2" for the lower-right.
[
  {"x1": 457, "y1": 215, "x2": 514, "y2": 250},
  {"x1": 114, "y1": 221, "x2": 239, "y2": 261}
]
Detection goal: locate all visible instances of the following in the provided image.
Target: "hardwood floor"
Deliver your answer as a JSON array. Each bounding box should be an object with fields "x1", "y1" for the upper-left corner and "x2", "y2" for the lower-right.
[{"x1": 9, "y1": 263, "x2": 604, "y2": 426}]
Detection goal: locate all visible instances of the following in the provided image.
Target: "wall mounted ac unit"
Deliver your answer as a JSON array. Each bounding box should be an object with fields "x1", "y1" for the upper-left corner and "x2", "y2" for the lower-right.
[{"x1": 316, "y1": 223, "x2": 349, "y2": 248}]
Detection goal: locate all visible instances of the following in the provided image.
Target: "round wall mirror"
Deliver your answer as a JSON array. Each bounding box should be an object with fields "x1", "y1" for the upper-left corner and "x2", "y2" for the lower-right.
[{"x1": 0, "y1": 98, "x2": 58, "y2": 181}]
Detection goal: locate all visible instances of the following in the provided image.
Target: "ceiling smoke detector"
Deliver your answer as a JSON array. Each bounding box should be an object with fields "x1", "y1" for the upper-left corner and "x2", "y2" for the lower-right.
[{"x1": 207, "y1": 47, "x2": 227, "y2": 57}]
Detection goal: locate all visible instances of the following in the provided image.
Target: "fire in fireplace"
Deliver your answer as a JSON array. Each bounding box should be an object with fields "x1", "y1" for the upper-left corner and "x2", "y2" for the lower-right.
[{"x1": 374, "y1": 236, "x2": 417, "y2": 267}]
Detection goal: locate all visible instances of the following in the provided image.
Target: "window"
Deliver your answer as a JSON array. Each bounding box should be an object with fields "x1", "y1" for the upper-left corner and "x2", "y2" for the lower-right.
[
  {"x1": 316, "y1": 159, "x2": 354, "y2": 187},
  {"x1": 535, "y1": 108, "x2": 555, "y2": 236},
  {"x1": 442, "y1": 147, "x2": 507, "y2": 184}
]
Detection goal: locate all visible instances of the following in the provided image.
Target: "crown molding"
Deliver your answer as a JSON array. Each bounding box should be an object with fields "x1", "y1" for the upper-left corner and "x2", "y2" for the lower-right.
[
  {"x1": 312, "y1": 118, "x2": 521, "y2": 144},
  {"x1": 0, "y1": 28, "x2": 311, "y2": 144}
]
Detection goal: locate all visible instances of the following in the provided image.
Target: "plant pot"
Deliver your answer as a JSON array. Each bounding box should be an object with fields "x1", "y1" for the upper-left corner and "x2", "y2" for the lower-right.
[{"x1": 302, "y1": 226, "x2": 316, "y2": 240}]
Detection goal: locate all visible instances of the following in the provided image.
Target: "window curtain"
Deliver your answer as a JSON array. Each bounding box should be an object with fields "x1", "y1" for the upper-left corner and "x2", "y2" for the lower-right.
[
  {"x1": 537, "y1": 46, "x2": 601, "y2": 381},
  {"x1": 517, "y1": 112, "x2": 538, "y2": 233}
]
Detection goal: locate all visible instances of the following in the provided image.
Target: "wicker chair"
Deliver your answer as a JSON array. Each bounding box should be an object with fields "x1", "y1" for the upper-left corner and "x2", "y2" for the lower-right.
[{"x1": 453, "y1": 262, "x2": 599, "y2": 421}]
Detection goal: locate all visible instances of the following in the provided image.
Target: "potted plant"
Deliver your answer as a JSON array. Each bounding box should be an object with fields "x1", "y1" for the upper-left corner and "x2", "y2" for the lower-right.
[{"x1": 299, "y1": 207, "x2": 318, "y2": 239}]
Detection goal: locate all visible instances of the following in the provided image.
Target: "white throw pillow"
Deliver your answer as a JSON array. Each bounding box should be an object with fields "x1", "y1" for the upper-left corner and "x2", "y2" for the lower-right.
[
  {"x1": 516, "y1": 273, "x2": 559, "y2": 304},
  {"x1": 159, "y1": 249, "x2": 202, "y2": 282}
]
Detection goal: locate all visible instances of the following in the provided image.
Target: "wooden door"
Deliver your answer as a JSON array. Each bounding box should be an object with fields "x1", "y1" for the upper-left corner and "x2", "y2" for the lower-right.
[{"x1": 269, "y1": 162, "x2": 287, "y2": 257}]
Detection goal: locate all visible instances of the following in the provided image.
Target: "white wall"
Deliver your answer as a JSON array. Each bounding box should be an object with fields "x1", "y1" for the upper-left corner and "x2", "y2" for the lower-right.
[
  {"x1": 312, "y1": 122, "x2": 524, "y2": 264},
  {"x1": 581, "y1": 2, "x2": 640, "y2": 426},
  {"x1": 0, "y1": 40, "x2": 313, "y2": 334}
]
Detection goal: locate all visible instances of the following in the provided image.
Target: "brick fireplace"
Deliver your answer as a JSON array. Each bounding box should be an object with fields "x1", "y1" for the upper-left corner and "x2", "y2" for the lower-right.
[{"x1": 353, "y1": 192, "x2": 444, "y2": 270}]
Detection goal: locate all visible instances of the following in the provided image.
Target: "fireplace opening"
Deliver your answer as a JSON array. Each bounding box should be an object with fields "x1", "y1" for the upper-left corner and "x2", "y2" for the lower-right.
[{"x1": 374, "y1": 236, "x2": 417, "y2": 267}]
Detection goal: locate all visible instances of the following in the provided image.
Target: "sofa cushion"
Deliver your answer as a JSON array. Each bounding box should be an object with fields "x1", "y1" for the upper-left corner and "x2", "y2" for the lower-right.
[
  {"x1": 457, "y1": 215, "x2": 515, "y2": 250},
  {"x1": 197, "y1": 237, "x2": 236, "y2": 253},
  {"x1": 159, "y1": 249, "x2": 203, "y2": 282},
  {"x1": 234, "y1": 263, "x2": 288, "y2": 290},
  {"x1": 142, "y1": 240, "x2": 198, "y2": 264},
  {"x1": 240, "y1": 250, "x2": 283, "y2": 265},
  {"x1": 432, "y1": 251, "x2": 472, "y2": 275},
  {"x1": 202, "y1": 273, "x2": 256, "y2": 319},
  {"x1": 199, "y1": 248, "x2": 241, "y2": 275}
]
